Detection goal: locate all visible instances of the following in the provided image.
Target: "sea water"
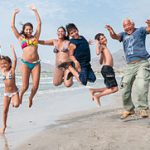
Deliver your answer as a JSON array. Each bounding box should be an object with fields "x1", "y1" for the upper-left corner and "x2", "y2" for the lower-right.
[{"x1": 0, "y1": 72, "x2": 104, "y2": 105}]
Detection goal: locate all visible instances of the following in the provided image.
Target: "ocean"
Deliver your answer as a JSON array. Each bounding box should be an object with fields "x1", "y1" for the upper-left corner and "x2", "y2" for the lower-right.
[
  {"x1": 0, "y1": 72, "x2": 122, "y2": 150},
  {"x1": 0, "y1": 72, "x2": 109, "y2": 107}
]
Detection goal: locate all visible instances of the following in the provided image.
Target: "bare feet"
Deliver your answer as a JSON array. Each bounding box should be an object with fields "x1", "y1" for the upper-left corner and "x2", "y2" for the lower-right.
[
  {"x1": 89, "y1": 89, "x2": 95, "y2": 101},
  {"x1": 0, "y1": 127, "x2": 6, "y2": 134},
  {"x1": 93, "y1": 95, "x2": 101, "y2": 107},
  {"x1": 29, "y1": 97, "x2": 33, "y2": 108}
]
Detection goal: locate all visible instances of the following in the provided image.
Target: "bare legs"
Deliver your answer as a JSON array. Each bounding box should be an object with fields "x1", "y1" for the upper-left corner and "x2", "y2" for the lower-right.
[
  {"x1": 11, "y1": 92, "x2": 20, "y2": 107},
  {"x1": 0, "y1": 97, "x2": 10, "y2": 134},
  {"x1": 0, "y1": 94, "x2": 20, "y2": 134},
  {"x1": 29, "y1": 64, "x2": 41, "y2": 107},
  {"x1": 64, "y1": 69, "x2": 73, "y2": 87},
  {"x1": 53, "y1": 67, "x2": 73, "y2": 87},
  {"x1": 89, "y1": 87, "x2": 118, "y2": 106},
  {"x1": 56, "y1": 61, "x2": 81, "y2": 85},
  {"x1": 63, "y1": 65, "x2": 82, "y2": 87},
  {"x1": 19, "y1": 63, "x2": 41, "y2": 107},
  {"x1": 53, "y1": 67, "x2": 64, "y2": 86},
  {"x1": 67, "y1": 65, "x2": 80, "y2": 83},
  {"x1": 19, "y1": 64, "x2": 30, "y2": 104}
]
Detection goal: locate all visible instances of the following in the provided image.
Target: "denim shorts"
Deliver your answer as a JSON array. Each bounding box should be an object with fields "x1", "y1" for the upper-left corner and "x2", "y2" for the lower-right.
[{"x1": 79, "y1": 65, "x2": 96, "y2": 85}]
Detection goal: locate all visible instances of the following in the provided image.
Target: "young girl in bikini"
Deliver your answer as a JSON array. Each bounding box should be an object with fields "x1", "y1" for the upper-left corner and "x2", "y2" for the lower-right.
[{"x1": 0, "y1": 45, "x2": 20, "y2": 134}]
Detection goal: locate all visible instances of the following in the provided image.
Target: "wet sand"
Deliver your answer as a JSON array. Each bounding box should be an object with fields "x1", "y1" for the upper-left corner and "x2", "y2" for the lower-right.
[
  {"x1": 1, "y1": 84, "x2": 150, "y2": 150},
  {"x1": 15, "y1": 107, "x2": 150, "y2": 150},
  {"x1": 0, "y1": 86, "x2": 120, "y2": 150}
]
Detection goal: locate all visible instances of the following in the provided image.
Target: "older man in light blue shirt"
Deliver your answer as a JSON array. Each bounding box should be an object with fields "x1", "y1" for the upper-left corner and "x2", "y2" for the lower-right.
[{"x1": 106, "y1": 18, "x2": 150, "y2": 119}]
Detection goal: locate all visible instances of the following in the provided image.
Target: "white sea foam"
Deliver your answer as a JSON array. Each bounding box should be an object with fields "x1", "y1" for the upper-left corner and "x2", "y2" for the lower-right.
[{"x1": 37, "y1": 86, "x2": 89, "y2": 95}]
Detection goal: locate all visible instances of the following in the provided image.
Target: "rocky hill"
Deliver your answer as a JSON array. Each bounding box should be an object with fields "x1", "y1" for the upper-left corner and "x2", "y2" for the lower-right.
[{"x1": 91, "y1": 49, "x2": 126, "y2": 73}]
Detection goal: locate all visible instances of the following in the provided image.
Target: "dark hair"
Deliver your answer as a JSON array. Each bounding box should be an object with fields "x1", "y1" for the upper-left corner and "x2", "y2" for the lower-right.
[
  {"x1": 57, "y1": 26, "x2": 66, "y2": 32},
  {"x1": 95, "y1": 33, "x2": 104, "y2": 41},
  {"x1": 1, "y1": 56, "x2": 12, "y2": 68},
  {"x1": 0, "y1": 55, "x2": 4, "y2": 60},
  {"x1": 66, "y1": 23, "x2": 78, "y2": 35},
  {"x1": 57, "y1": 26, "x2": 68, "y2": 40},
  {"x1": 0, "y1": 55, "x2": 6, "y2": 60},
  {"x1": 20, "y1": 22, "x2": 33, "y2": 37}
]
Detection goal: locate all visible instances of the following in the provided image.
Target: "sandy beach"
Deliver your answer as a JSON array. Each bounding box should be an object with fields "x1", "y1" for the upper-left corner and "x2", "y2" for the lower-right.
[
  {"x1": 1, "y1": 83, "x2": 150, "y2": 150},
  {"x1": 16, "y1": 108, "x2": 150, "y2": 150}
]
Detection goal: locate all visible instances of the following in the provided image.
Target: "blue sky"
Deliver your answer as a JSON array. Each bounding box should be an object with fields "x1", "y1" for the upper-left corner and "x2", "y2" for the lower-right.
[{"x1": 0, "y1": 0, "x2": 150, "y2": 64}]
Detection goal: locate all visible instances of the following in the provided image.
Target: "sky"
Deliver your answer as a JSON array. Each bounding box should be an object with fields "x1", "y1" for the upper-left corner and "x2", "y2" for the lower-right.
[{"x1": 0, "y1": 0, "x2": 150, "y2": 64}]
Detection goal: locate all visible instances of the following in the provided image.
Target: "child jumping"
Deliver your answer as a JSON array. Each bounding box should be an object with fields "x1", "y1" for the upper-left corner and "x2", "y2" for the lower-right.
[
  {"x1": 89, "y1": 33, "x2": 118, "y2": 106},
  {"x1": 0, "y1": 45, "x2": 20, "y2": 134},
  {"x1": 66, "y1": 23, "x2": 96, "y2": 86}
]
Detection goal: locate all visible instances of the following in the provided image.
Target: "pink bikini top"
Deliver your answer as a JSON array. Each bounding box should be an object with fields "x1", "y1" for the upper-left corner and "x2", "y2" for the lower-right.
[{"x1": 20, "y1": 37, "x2": 38, "y2": 49}]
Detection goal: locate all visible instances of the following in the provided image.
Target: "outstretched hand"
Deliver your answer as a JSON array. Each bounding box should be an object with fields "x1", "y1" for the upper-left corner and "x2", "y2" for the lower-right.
[
  {"x1": 28, "y1": 4, "x2": 37, "y2": 11},
  {"x1": 146, "y1": 19, "x2": 150, "y2": 26},
  {"x1": 105, "y1": 25, "x2": 113, "y2": 31},
  {"x1": 13, "y1": 8, "x2": 20, "y2": 15}
]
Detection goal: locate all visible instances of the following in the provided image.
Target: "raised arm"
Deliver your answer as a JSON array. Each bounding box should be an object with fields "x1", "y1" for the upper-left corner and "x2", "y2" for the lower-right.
[
  {"x1": 95, "y1": 40, "x2": 101, "y2": 55},
  {"x1": 29, "y1": 5, "x2": 41, "y2": 39},
  {"x1": 146, "y1": 19, "x2": 150, "y2": 33},
  {"x1": 11, "y1": 9, "x2": 21, "y2": 39},
  {"x1": 10, "y1": 45, "x2": 17, "y2": 70},
  {"x1": 38, "y1": 39, "x2": 54, "y2": 46},
  {"x1": 95, "y1": 41, "x2": 104, "y2": 64},
  {"x1": 99, "y1": 52, "x2": 104, "y2": 65},
  {"x1": 105, "y1": 25, "x2": 121, "y2": 41},
  {"x1": 68, "y1": 43, "x2": 81, "y2": 72}
]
